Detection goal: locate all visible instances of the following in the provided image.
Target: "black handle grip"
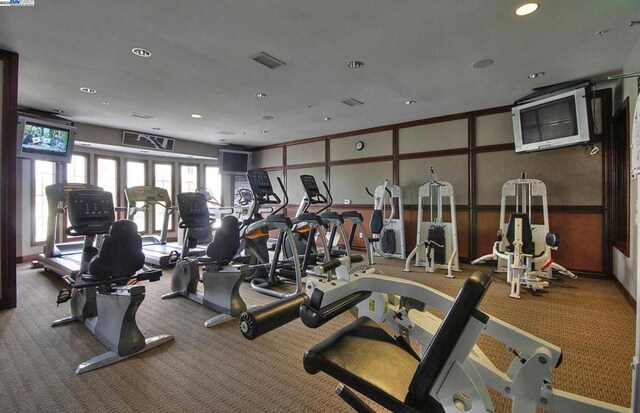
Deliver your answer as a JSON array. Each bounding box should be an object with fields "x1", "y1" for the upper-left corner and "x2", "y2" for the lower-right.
[
  {"x1": 315, "y1": 255, "x2": 363, "y2": 273},
  {"x1": 239, "y1": 293, "x2": 309, "y2": 340}
]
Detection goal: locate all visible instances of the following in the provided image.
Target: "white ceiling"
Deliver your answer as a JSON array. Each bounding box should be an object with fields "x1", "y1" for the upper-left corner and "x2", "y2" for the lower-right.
[{"x1": 1, "y1": 0, "x2": 639, "y2": 147}]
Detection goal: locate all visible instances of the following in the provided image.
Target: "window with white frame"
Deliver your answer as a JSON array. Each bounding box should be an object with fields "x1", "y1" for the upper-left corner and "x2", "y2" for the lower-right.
[
  {"x1": 154, "y1": 163, "x2": 173, "y2": 232},
  {"x1": 126, "y1": 160, "x2": 147, "y2": 233},
  {"x1": 180, "y1": 164, "x2": 198, "y2": 193},
  {"x1": 205, "y1": 166, "x2": 222, "y2": 203},
  {"x1": 33, "y1": 160, "x2": 57, "y2": 244}
]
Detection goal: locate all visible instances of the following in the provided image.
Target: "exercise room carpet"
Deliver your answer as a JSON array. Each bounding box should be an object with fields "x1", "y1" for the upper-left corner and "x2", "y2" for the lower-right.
[{"x1": 0, "y1": 259, "x2": 635, "y2": 413}]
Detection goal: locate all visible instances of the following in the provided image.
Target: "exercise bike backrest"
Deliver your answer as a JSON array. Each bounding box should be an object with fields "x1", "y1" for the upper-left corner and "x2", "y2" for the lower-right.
[{"x1": 66, "y1": 190, "x2": 145, "y2": 281}]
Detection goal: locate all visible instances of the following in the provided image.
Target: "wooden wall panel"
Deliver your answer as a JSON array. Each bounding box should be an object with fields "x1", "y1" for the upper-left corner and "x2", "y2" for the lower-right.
[
  {"x1": 475, "y1": 147, "x2": 603, "y2": 206},
  {"x1": 330, "y1": 131, "x2": 392, "y2": 161},
  {"x1": 286, "y1": 166, "x2": 326, "y2": 205},
  {"x1": 476, "y1": 112, "x2": 513, "y2": 147},
  {"x1": 398, "y1": 119, "x2": 467, "y2": 154},
  {"x1": 329, "y1": 161, "x2": 393, "y2": 204},
  {"x1": 253, "y1": 148, "x2": 283, "y2": 168},
  {"x1": 286, "y1": 141, "x2": 325, "y2": 165},
  {"x1": 474, "y1": 210, "x2": 603, "y2": 273},
  {"x1": 399, "y1": 155, "x2": 469, "y2": 205}
]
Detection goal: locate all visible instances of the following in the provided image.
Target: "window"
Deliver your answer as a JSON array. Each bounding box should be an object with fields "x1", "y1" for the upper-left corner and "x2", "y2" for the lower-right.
[
  {"x1": 180, "y1": 164, "x2": 199, "y2": 193},
  {"x1": 96, "y1": 156, "x2": 120, "y2": 205},
  {"x1": 64, "y1": 154, "x2": 89, "y2": 238},
  {"x1": 154, "y1": 163, "x2": 174, "y2": 232},
  {"x1": 33, "y1": 161, "x2": 57, "y2": 244},
  {"x1": 66, "y1": 154, "x2": 88, "y2": 184},
  {"x1": 126, "y1": 160, "x2": 147, "y2": 232},
  {"x1": 205, "y1": 166, "x2": 222, "y2": 203}
]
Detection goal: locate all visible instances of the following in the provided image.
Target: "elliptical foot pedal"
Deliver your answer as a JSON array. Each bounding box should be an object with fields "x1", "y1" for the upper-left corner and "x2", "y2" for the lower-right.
[{"x1": 56, "y1": 289, "x2": 72, "y2": 305}]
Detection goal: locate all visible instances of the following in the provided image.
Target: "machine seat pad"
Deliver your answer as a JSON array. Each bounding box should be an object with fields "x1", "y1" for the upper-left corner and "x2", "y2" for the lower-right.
[
  {"x1": 264, "y1": 214, "x2": 292, "y2": 227},
  {"x1": 341, "y1": 211, "x2": 364, "y2": 220},
  {"x1": 89, "y1": 220, "x2": 145, "y2": 280},
  {"x1": 304, "y1": 317, "x2": 419, "y2": 410},
  {"x1": 207, "y1": 215, "x2": 240, "y2": 261},
  {"x1": 319, "y1": 212, "x2": 344, "y2": 223}
]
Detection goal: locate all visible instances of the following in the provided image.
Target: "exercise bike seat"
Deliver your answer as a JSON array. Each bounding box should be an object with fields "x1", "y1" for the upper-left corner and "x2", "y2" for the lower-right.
[
  {"x1": 88, "y1": 219, "x2": 145, "y2": 281},
  {"x1": 206, "y1": 215, "x2": 240, "y2": 262}
]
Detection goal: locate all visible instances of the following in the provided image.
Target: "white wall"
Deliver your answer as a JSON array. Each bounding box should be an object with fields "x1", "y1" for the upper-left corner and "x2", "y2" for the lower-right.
[{"x1": 613, "y1": 33, "x2": 640, "y2": 299}]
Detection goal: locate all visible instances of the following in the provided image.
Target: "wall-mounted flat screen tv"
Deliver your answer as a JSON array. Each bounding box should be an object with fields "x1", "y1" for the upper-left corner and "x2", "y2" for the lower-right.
[
  {"x1": 512, "y1": 86, "x2": 593, "y2": 153},
  {"x1": 17, "y1": 116, "x2": 76, "y2": 163},
  {"x1": 219, "y1": 149, "x2": 252, "y2": 174}
]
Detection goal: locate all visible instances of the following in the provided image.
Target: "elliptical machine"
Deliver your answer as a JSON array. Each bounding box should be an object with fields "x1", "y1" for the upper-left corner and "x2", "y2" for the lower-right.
[
  {"x1": 366, "y1": 179, "x2": 406, "y2": 260},
  {"x1": 242, "y1": 170, "x2": 303, "y2": 299},
  {"x1": 52, "y1": 189, "x2": 173, "y2": 374},
  {"x1": 162, "y1": 192, "x2": 250, "y2": 327}
]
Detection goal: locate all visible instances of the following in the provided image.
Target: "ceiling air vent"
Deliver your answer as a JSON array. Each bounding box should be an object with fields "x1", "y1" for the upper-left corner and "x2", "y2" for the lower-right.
[
  {"x1": 218, "y1": 131, "x2": 235, "y2": 136},
  {"x1": 341, "y1": 98, "x2": 364, "y2": 107},
  {"x1": 130, "y1": 112, "x2": 154, "y2": 119},
  {"x1": 251, "y1": 51, "x2": 286, "y2": 69}
]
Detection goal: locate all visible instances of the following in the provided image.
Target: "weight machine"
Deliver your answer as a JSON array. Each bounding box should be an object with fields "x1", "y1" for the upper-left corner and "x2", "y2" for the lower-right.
[
  {"x1": 366, "y1": 179, "x2": 406, "y2": 260},
  {"x1": 403, "y1": 167, "x2": 460, "y2": 278},
  {"x1": 472, "y1": 174, "x2": 576, "y2": 298}
]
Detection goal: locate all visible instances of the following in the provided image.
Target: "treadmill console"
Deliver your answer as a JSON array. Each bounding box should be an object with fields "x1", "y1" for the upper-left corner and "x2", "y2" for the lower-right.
[
  {"x1": 247, "y1": 170, "x2": 281, "y2": 205},
  {"x1": 66, "y1": 190, "x2": 115, "y2": 236},
  {"x1": 125, "y1": 186, "x2": 172, "y2": 207},
  {"x1": 177, "y1": 193, "x2": 210, "y2": 228}
]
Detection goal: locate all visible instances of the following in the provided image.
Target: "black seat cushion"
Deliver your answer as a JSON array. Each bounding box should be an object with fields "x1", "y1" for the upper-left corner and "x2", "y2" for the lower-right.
[
  {"x1": 304, "y1": 317, "x2": 420, "y2": 412},
  {"x1": 207, "y1": 215, "x2": 240, "y2": 261},
  {"x1": 506, "y1": 213, "x2": 535, "y2": 255},
  {"x1": 89, "y1": 220, "x2": 145, "y2": 280},
  {"x1": 341, "y1": 210, "x2": 363, "y2": 220},
  {"x1": 370, "y1": 210, "x2": 383, "y2": 235}
]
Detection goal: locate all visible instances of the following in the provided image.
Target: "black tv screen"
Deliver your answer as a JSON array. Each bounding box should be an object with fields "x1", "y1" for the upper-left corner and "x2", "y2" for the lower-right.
[
  {"x1": 17, "y1": 116, "x2": 76, "y2": 163},
  {"x1": 219, "y1": 150, "x2": 251, "y2": 174}
]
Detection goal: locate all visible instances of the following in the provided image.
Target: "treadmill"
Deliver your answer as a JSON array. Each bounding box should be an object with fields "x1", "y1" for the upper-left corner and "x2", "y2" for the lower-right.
[
  {"x1": 36, "y1": 183, "x2": 102, "y2": 277},
  {"x1": 125, "y1": 186, "x2": 205, "y2": 267}
]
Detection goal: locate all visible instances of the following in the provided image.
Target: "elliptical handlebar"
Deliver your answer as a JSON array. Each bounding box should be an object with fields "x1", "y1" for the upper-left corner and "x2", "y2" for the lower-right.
[
  {"x1": 317, "y1": 181, "x2": 333, "y2": 214},
  {"x1": 270, "y1": 177, "x2": 288, "y2": 216}
]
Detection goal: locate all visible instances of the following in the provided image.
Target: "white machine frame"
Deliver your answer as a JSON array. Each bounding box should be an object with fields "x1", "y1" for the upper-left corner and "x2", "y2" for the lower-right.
[
  {"x1": 472, "y1": 175, "x2": 576, "y2": 297},
  {"x1": 403, "y1": 168, "x2": 460, "y2": 278},
  {"x1": 369, "y1": 180, "x2": 406, "y2": 260},
  {"x1": 303, "y1": 256, "x2": 634, "y2": 412}
]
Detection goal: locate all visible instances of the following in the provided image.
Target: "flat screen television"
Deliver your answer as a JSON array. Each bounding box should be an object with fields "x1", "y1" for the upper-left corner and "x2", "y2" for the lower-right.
[
  {"x1": 17, "y1": 116, "x2": 76, "y2": 163},
  {"x1": 219, "y1": 149, "x2": 252, "y2": 174},
  {"x1": 512, "y1": 86, "x2": 593, "y2": 153}
]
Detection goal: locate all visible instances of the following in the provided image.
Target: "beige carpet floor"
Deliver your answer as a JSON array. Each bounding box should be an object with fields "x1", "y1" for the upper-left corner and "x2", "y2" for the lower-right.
[{"x1": 0, "y1": 259, "x2": 635, "y2": 413}]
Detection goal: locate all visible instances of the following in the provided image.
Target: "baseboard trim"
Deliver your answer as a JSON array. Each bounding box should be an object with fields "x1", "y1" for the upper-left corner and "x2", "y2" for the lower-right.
[
  {"x1": 17, "y1": 254, "x2": 39, "y2": 264},
  {"x1": 612, "y1": 276, "x2": 636, "y2": 312}
]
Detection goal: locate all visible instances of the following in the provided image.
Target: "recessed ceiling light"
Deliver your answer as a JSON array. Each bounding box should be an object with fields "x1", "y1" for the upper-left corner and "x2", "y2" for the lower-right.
[
  {"x1": 262, "y1": 115, "x2": 274, "y2": 120},
  {"x1": 131, "y1": 47, "x2": 152, "y2": 58},
  {"x1": 322, "y1": 117, "x2": 332, "y2": 121},
  {"x1": 51, "y1": 109, "x2": 65, "y2": 114},
  {"x1": 255, "y1": 93, "x2": 268, "y2": 98},
  {"x1": 595, "y1": 29, "x2": 609, "y2": 37},
  {"x1": 528, "y1": 72, "x2": 545, "y2": 79},
  {"x1": 629, "y1": 20, "x2": 640, "y2": 27},
  {"x1": 515, "y1": 3, "x2": 539, "y2": 16},
  {"x1": 191, "y1": 114, "x2": 203, "y2": 119},
  {"x1": 347, "y1": 60, "x2": 365, "y2": 69},
  {"x1": 472, "y1": 58, "x2": 494, "y2": 69},
  {"x1": 102, "y1": 101, "x2": 110, "y2": 106},
  {"x1": 152, "y1": 127, "x2": 161, "y2": 130},
  {"x1": 261, "y1": 130, "x2": 269, "y2": 134},
  {"x1": 404, "y1": 100, "x2": 416, "y2": 105},
  {"x1": 220, "y1": 139, "x2": 227, "y2": 142},
  {"x1": 80, "y1": 87, "x2": 97, "y2": 94}
]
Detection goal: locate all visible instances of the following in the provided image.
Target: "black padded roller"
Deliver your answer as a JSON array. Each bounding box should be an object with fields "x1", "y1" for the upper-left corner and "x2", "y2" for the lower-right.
[{"x1": 239, "y1": 293, "x2": 309, "y2": 340}]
